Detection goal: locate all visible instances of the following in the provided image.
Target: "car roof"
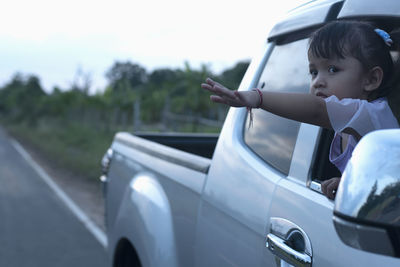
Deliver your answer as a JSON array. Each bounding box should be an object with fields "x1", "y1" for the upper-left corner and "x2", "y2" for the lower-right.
[{"x1": 268, "y1": 0, "x2": 400, "y2": 41}]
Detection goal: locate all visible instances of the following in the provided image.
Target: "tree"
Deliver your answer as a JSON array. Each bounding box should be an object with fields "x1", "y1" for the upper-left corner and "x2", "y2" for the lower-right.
[
  {"x1": 70, "y1": 66, "x2": 92, "y2": 95},
  {"x1": 148, "y1": 68, "x2": 178, "y2": 85},
  {"x1": 105, "y1": 61, "x2": 147, "y2": 91},
  {"x1": 168, "y1": 62, "x2": 213, "y2": 116},
  {"x1": 0, "y1": 73, "x2": 45, "y2": 124}
]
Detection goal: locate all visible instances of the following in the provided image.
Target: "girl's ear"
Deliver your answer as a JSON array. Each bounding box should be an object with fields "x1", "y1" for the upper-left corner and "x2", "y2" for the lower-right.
[{"x1": 364, "y1": 66, "x2": 384, "y2": 92}]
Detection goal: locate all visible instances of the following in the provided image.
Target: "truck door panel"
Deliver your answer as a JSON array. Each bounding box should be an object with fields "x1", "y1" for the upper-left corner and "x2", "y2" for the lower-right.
[{"x1": 267, "y1": 169, "x2": 399, "y2": 266}]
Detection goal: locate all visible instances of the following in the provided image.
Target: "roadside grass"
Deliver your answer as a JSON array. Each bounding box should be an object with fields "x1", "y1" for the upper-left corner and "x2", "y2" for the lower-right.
[
  {"x1": 3, "y1": 120, "x2": 221, "y2": 182},
  {"x1": 5, "y1": 121, "x2": 115, "y2": 182}
]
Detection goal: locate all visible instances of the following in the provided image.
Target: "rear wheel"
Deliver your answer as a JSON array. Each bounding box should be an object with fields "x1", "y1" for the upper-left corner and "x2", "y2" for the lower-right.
[{"x1": 113, "y1": 239, "x2": 141, "y2": 267}]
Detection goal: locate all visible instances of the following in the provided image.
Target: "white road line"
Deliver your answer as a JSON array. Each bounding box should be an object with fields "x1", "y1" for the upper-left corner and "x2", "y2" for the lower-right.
[{"x1": 11, "y1": 138, "x2": 108, "y2": 248}]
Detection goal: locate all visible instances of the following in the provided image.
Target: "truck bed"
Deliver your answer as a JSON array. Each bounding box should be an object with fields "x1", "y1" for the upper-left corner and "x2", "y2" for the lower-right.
[
  {"x1": 135, "y1": 132, "x2": 219, "y2": 159},
  {"x1": 114, "y1": 132, "x2": 213, "y2": 174}
]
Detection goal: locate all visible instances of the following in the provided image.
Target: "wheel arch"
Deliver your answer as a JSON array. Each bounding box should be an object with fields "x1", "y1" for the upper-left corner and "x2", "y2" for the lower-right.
[{"x1": 113, "y1": 238, "x2": 142, "y2": 267}]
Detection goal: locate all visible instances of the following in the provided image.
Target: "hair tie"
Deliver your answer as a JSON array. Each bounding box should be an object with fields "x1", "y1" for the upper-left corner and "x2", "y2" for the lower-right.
[{"x1": 374, "y1": 29, "x2": 393, "y2": 47}]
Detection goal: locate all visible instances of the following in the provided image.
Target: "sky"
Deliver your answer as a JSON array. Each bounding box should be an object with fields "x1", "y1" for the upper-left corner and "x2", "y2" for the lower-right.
[{"x1": 0, "y1": 0, "x2": 310, "y2": 94}]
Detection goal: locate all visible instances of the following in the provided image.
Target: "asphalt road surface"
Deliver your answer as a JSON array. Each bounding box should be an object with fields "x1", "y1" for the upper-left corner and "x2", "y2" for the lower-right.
[{"x1": 0, "y1": 128, "x2": 108, "y2": 267}]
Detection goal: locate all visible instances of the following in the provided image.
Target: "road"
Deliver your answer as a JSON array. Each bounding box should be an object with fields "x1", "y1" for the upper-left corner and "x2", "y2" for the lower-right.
[{"x1": 0, "y1": 128, "x2": 108, "y2": 267}]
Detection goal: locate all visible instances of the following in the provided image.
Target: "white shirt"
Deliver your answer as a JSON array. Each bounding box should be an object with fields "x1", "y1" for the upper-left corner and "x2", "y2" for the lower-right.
[{"x1": 325, "y1": 95, "x2": 399, "y2": 173}]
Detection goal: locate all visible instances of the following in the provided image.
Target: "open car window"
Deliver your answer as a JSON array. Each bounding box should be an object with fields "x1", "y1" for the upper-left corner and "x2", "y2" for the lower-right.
[{"x1": 243, "y1": 38, "x2": 310, "y2": 175}]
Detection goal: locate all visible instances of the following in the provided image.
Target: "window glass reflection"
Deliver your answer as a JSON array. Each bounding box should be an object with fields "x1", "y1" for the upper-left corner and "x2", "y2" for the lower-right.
[{"x1": 244, "y1": 39, "x2": 310, "y2": 174}]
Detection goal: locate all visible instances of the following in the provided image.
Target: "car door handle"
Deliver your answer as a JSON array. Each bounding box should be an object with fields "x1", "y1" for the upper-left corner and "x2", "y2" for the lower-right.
[
  {"x1": 266, "y1": 217, "x2": 313, "y2": 267},
  {"x1": 266, "y1": 233, "x2": 311, "y2": 267}
]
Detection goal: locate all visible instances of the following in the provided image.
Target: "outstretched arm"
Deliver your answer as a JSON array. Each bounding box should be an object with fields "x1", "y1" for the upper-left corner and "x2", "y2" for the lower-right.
[{"x1": 201, "y1": 78, "x2": 332, "y2": 129}]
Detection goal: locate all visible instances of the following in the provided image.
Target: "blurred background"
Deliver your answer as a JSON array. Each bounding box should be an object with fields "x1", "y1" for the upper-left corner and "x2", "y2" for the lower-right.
[{"x1": 0, "y1": 0, "x2": 309, "y2": 181}]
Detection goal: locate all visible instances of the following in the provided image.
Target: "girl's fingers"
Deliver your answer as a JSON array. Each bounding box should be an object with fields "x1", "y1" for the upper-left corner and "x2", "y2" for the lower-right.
[
  {"x1": 326, "y1": 183, "x2": 336, "y2": 200},
  {"x1": 321, "y1": 179, "x2": 333, "y2": 195},
  {"x1": 214, "y1": 85, "x2": 234, "y2": 97},
  {"x1": 201, "y1": 83, "x2": 212, "y2": 90},
  {"x1": 206, "y1": 77, "x2": 215, "y2": 85},
  {"x1": 321, "y1": 178, "x2": 340, "y2": 200},
  {"x1": 205, "y1": 78, "x2": 228, "y2": 91},
  {"x1": 210, "y1": 95, "x2": 224, "y2": 103},
  {"x1": 203, "y1": 82, "x2": 236, "y2": 99},
  {"x1": 206, "y1": 78, "x2": 224, "y2": 88},
  {"x1": 321, "y1": 180, "x2": 328, "y2": 195},
  {"x1": 203, "y1": 78, "x2": 244, "y2": 107},
  {"x1": 201, "y1": 80, "x2": 221, "y2": 92}
]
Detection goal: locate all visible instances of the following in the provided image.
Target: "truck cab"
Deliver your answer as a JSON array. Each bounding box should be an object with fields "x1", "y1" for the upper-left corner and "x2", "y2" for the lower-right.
[{"x1": 102, "y1": 1, "x2": 400, "y2": 266}]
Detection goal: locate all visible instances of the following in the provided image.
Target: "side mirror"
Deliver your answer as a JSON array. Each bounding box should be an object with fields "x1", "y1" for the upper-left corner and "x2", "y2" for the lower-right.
[{"x1": 333, "y1": 129, "x2": 400, "y2": 258}]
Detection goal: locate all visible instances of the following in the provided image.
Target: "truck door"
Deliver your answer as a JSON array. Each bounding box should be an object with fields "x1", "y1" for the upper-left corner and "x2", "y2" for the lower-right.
[{"x1": 265, "y1": 124, "x2": 400, "y2": 266}]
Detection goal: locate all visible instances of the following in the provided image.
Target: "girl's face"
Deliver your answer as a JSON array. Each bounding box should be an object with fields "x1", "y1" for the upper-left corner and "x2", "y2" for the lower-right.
[{"x1": 308, "y1": 52, "x2": 370, "y2": 100}]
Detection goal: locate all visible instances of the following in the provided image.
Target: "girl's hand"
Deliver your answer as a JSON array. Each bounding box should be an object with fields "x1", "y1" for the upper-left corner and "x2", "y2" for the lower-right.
[
  {"x1": 201, "y1": 78, "x2": 259, "y2": 108},
  {"x1": 321, "y1": 177, "x2": 341, "y2": 200}
]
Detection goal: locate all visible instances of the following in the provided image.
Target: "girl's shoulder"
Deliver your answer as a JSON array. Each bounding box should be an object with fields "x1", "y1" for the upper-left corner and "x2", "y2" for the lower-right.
[
  {"x1": 325, "y1": 95, "x2": 399, "y2": 136},
  {"x1": 325, "y1": 95, "x2": 390, "y2": 111}
]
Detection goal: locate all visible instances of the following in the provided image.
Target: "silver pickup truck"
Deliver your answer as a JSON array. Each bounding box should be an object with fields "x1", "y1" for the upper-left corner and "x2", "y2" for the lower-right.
[{"x1": 101, "y1": 0, "x2": 400, "y2": 266}]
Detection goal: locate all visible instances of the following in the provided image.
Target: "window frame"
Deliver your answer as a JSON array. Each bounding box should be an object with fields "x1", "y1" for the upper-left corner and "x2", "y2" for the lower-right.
[{"x1": 237, "y1": 34, "x2": 340, "y2": 192}]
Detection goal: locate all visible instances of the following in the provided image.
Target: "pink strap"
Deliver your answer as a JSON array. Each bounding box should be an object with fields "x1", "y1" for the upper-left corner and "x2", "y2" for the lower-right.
[{"x1": 253, "y1": 88, "x2": 263, "y2": 108}]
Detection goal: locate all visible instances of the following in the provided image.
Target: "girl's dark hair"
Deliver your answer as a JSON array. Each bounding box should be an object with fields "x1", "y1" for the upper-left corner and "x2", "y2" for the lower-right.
[{"x1": 308, "y1": 20, "x2": 400, "y2": 100}]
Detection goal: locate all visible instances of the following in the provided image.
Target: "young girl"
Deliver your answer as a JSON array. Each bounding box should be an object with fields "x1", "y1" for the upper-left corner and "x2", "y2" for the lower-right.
[{"x1": 201, "y1": 20, "x2": 400, "y2": 200}]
